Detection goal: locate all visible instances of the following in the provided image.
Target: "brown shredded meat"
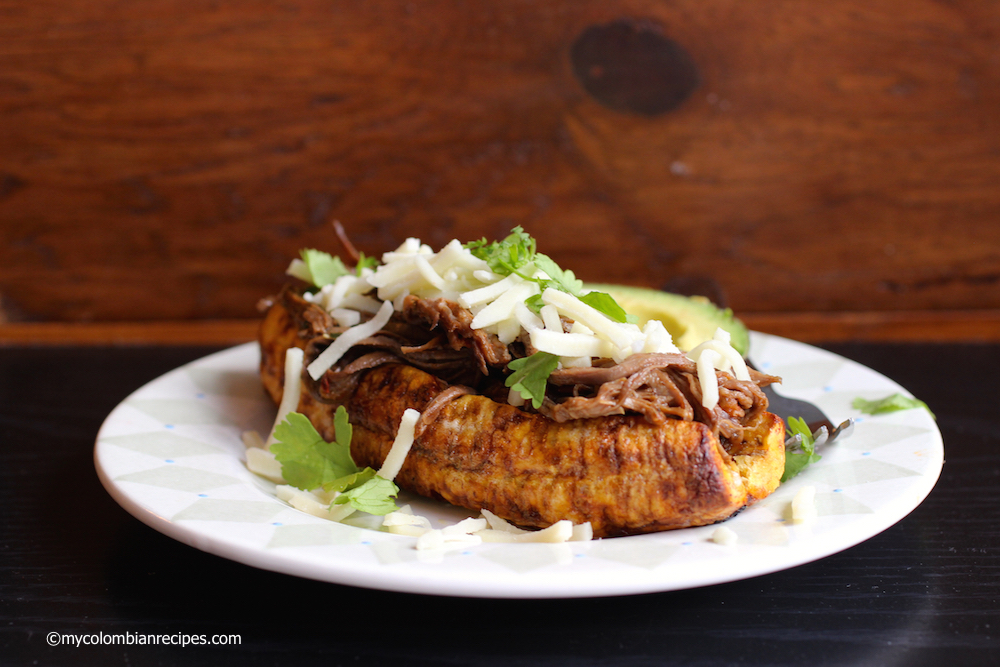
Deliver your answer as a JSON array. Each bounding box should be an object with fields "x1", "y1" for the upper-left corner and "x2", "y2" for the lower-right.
[{"x1": 280, "y1": 287, "x2": 779, "y2": 448}]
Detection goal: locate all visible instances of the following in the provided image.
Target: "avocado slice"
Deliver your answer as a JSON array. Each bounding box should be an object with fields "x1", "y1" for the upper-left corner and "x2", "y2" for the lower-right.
[{"x1": 583, "y1": 283, "x2": 750, "y2": 356}]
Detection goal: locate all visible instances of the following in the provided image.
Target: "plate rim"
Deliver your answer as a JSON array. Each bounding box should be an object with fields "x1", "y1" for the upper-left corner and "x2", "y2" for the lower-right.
[{"x1": 94, "y1": 334, "x2": 944, "y2": 598}]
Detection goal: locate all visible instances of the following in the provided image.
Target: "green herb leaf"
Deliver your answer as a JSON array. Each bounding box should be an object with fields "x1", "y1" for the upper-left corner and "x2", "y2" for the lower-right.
[
  {"x1": 270, "y1": 411, "x2": 356, "y2": 490},
  {"x1": 333, "y1": 406, "x2": 353, "y2": 455},
  {"x1": 781, "y1": 416, "x2": 822, "y2": 482},
  {"x1": 505, "y1": 352, "x2": 560, "y2": 409},
  {"x1": 324, "y1": 467, "x2": 377, "y2": 494},
  {"x1": 533, "y1": 253, "x2": 584, "y2": 296},
  {"x1": 332, "y1": 475, "x2": 400, "y2": 515},
  {"x1": 852, "y1": 393, "x2": 935, "y2": 419},
  {"x1": 464, "y1": 226, "x2": 537, "y2": 276},
  {"x1": 578, "y1": 291, "x2": 630, "y2": 323},
  {"x1": 467, "y1": 228, "x2": 634, "y2": 329},
  {"x1": 524, "y1": 293, "x2": 545, "y2": 314},
  {"x1": 270, "y1": 409, "x2": 400, "y2": 514},
  {"x1": 300, "y1": 249, "x2": 350, "y2": 287},
  {"x1": 355, "y1": 252, "x2": 379, "y2": 275}
]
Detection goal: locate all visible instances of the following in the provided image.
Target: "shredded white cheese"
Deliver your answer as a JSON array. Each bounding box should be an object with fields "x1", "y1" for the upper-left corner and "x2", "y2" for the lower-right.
[
  {"x1": 539, "y1": 304, "x2": 563, "y2": 332},
  {"x1": 688, "y1": 337, "x2": 751, "y2": 382},
  {"x1": 382, "y1": 509, "x2": 433, "y2": 537},
  {"x1": 266, "y1": 347, "x2": 304, "y2": 447},
  {"x1": 791, "y1": 485, "x2": 818, "y2": 523},
  {"x1": 570, "y1": 522, "x2": 594, "y2": 542},
  {"x1": 480, "y1": 508, "x2": 529, "y2": 534},
  {"x1": 378, "y1": 408, "x2": 420, "y2": 482},
  {"x1": 329, "y1": 308, "x2": 361, "y2": 328},
  {"x1": 540, "y1": 288, "x2": 638, "y2": 351},
  {"x1": 245, "y1": 447, "x2": 284, "y2": 483},
  {"x1": 529, "y1": 328, "x2": 613, "y2": 358},
  {"x1": 459, "y1": 273, "x2": 523, "y2": 308},
  {"x1": 275, "y1": 484, "x2": 356, "y2": 522},
  {"x1": 307, "y1": 299, "x2": 394, "y2": 380},
  {"x1": 712, "y1": 526, "x2": 738, "y2": 546},
  {"x1": 478, "y1": 520, "x2": 575, "y2": 544},
  {"x1": 285, "y1": 258, "x2": 312, "y2": 283},
  {"x1": 379, "y1": 505, "x2": 594, "y2": 549},
  {"x1": 290, "y1": 236, "x2": 752, "y2": 410},
  {"x1": 689, "y1": 328, "x2": 752, "y2": 410},
  {"x1": 471, "y1": 280, "x2": 540, "y2": 330}
]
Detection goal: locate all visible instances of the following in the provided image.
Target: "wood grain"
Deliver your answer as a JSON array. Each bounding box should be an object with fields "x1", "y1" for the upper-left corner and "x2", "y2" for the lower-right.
[
  {"x1": 3, "y1": 310, "x2": 1000, "y2": 346},
  {"x1": 2, "y1": 1, "x2": 998, "y2": 328}
]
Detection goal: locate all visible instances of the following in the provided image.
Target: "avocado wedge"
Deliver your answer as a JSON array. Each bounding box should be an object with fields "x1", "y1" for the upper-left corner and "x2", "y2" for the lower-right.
[{"x1": 583, "y1": 283, "x2": 750, "y2": 356}]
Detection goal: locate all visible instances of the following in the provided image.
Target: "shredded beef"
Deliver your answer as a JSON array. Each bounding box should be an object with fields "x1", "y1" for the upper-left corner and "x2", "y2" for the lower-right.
[
  {"x1": 283, "y1": 287, "x2": 779, "y2": 445},
  {"x1": 415, "y1": 385, "x2": 476, "y2": 437},
  {"x1": 544, "y1": 352, "x2": 779, "y2": 441},
  {"x1": 399, "y1": 295, "x2": 511, "y2": 374}
]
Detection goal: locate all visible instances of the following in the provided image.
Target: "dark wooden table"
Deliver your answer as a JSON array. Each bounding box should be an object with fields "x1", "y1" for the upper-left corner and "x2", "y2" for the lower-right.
[{"x1": 2, "y1": 343, "x2": 997, "y2": 666}]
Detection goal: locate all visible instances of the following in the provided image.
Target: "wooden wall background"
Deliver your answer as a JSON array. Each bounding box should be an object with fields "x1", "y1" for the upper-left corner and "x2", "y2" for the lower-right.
[{"x1": 2, "y1": 0, "x2": 999, "y2": 341}]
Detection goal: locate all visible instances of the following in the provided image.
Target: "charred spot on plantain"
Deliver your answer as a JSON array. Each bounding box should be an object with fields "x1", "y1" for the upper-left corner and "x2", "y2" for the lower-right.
[
  {"x1": 570, "y1": 19, "x2": 700, "y2": 116},
  {"x1": 690, "y1": 430, "x2": 735, "y2": 510},
  {"x1": 489, "y1": 403, "x2": 533, "y2": 435}
]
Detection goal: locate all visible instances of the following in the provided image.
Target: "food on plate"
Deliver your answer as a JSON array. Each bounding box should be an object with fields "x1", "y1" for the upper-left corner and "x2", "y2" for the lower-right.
[
  {"x1": 582, "y1": 283, "x2": 750, "y2": 356},
  {"x1": 852, "y1": 393, "x2": 934, "y2": 419},
  {"x1": 781, "y1": 416, "x2": 822, "y2": 482},
  {"x1": 256, "y1": 227, "x2": 785, "y2": 538}
]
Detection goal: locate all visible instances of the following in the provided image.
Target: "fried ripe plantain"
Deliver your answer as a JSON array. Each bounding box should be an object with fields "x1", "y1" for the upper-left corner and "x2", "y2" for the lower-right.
[{"x1": 259, "y1": 299, "x2": 785, "y2": 537}]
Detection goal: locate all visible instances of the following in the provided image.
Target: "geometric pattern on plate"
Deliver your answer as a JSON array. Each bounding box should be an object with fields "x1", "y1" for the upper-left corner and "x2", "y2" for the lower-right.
[
  {"x1": 93, "y1": 335, "x2": 945, "y2": 598},
  {"x1": 115, "y1": 465, "x2": 242, "y2": 493},
  {"x1": 171, "y1": 498, "x2": 285, "y2": 523},
  {"x1": 127, "y1": 398, "x2": 237, "y2": 426},
  {"x1": 101, "y1": 431, "x2": 222, "y2": 458}
]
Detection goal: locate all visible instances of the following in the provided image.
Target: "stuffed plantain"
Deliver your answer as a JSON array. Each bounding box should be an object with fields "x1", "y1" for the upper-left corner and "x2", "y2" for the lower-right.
[{"x1": 258, "y1": 229, "x2": 784, "y2": 538}]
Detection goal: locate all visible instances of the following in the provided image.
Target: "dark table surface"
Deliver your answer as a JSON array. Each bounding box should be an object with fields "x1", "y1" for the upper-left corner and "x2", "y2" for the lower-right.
[{"x1": 2, "y1": 342, "x2": 998, "y2": 666}]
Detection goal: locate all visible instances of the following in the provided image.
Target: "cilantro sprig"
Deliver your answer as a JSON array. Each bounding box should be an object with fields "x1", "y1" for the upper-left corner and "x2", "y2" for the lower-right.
[
  {"x1": 465, "y1": 226, "x2": 537, "y2": 276},
  {"x1": 465, "y1": 227, "x2": 632, "y2": 322},
  {"x1": 505, "y1": 352, "x2": 560, "y2": 409},
  {"x1": 852, "y1": 393, "x2": 935, "y2": 420},
  {"x1": 466, "y1": 227, "x2": 639, "y2": 405},
  {"x1": 531, "y1": 253, "x2": 584, "y2": 298},
  {"x1": 781, "y1": 416, "x2": 822, "y2": 482},
  {"x1": 355, "y1": 252, "x2": 379, "y2": 275},
  {"x1": 270, "y1": 408, "x2": 399, "y2": 515},
  {"x1": 299, "y1": 249, "x2": 350, "y2": 287},
  {"x1": 331, "y1": 475, "x2": 400, "y2": 515},
  {"x1": 293, "y1": 249, "x2": 380, "y2": 288}
]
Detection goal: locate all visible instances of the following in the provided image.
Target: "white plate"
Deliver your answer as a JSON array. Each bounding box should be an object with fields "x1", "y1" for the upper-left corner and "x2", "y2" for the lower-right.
[{"x1": 94, "y1": 333, "x2": 943, "y2": 598}]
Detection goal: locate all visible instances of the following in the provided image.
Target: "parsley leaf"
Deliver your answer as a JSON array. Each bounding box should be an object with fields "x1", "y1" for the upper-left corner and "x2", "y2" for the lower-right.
[
  {"x1": 578, "y1": 291, "x2": 630, "y2": 323},
  {"x1": 464, "y1": 226, "x2": 537, "y2": 276},
  {"x1": 300, "y1": 249, "x2": 350, "y2": 287},
  {"x1": 781, "y1": 416, "x2": 822, "y2": 482},
  {"x1": 469, "y1": 228, "x2": 633, "y2": 324},
  {"x1": 332, "y1": 475, "x2": 400, "y2": 515},
  {"x1": 532, "y1": 253, "x2": 584, "y2": 295},
  {"x1": 469, "y1": 228, "x2": 637, "y2": 403},
  {"x1": 270, "y1": 408, "x2": 399, "y2": 514},
  {"x1": 505, "y1": 352, "x2": 560, "y2": 409},
  {"x1": 355, "y1": 252, "x2": 379, "y2": 275},
  {"x1": 270, "y1": 411, "x2": 356, "y2": 490},
  {"x1": 524, "y1": 293, "x2": 546, "y2": 313},
  {"x1": 852, "y1": 393, "x2": 935, "y2": 419}
]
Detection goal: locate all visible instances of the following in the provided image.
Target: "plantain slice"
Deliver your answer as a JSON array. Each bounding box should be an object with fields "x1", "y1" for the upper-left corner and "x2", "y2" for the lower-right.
[{"x1": 259, "y1": 296, "x2": 785, "y2": 538}]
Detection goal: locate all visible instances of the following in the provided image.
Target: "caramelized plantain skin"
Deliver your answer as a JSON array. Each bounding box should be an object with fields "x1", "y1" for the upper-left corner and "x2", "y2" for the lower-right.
[{"x1": 259, "y1": 299, "x2": 785, "y2": 537}]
